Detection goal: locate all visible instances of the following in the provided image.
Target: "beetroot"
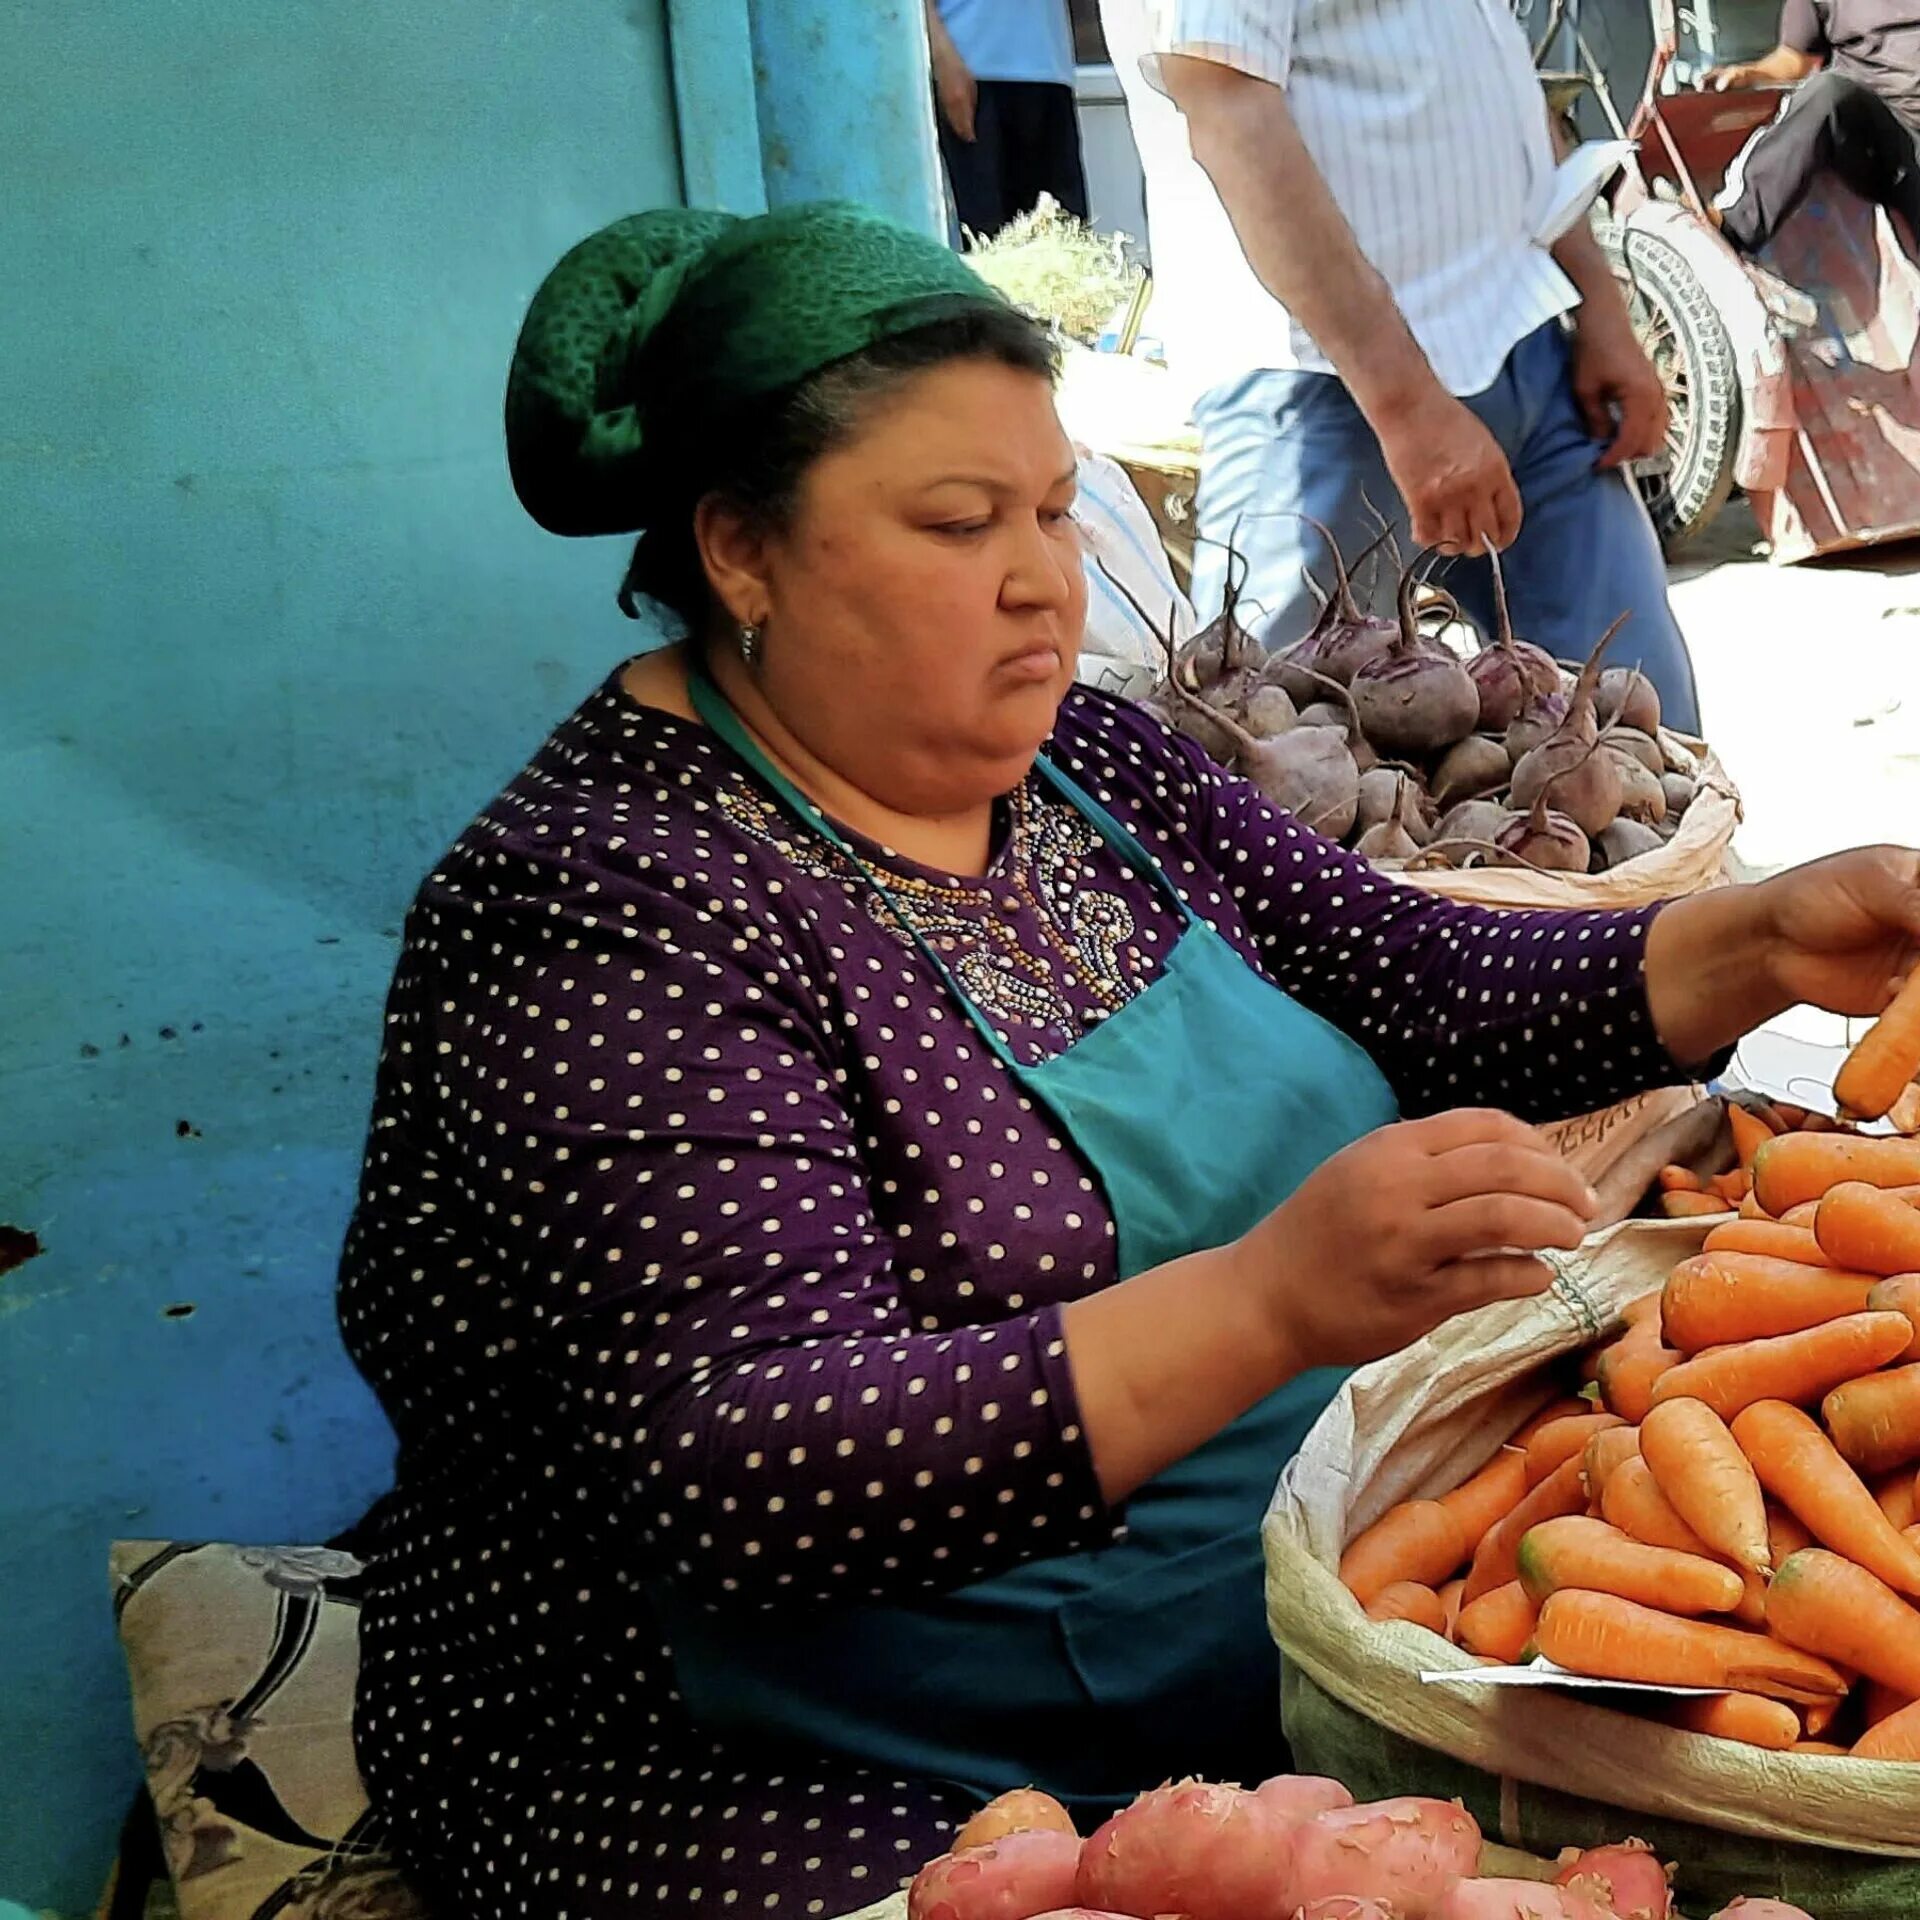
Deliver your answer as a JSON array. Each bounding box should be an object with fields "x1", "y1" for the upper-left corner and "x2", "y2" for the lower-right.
[
  {"x1": 1596, "y1": 667, "x2": 1662, "y2": 737},
  {"x1": 1270, "y1": 520, "x2": 1400, "y2": 701},
  {"x1": 1608, "y1": 729, "x2": 1665, "y2": 777},
  {"x1": 1439, "y1": 798, "x2": 1518, "y2": 848},
  {"x1": 1075, "y1": 1780, "x2": 1296, "y2": 1920},
  {"x1": 1596, "y1": 818, "x2": 1664, "y2": 870},
  {"x1": 1504, "y1": 688, "x2": 1571, "y2": 765},
  {"x1": 1432, "y1": 734, "x2": 1510, "y2": 810},
  {"x1": 1499, "y1": 796, "x2": 1591, "y2": 873},
  {"x1": 909, "y1": 1830, "x2": 1083, "y2": 1920},
  {"x1": 1661, "y1": 771, "x2": 1696, "y2": 817},
  {"x1": 1355, "y1": 775, "x2": 1425, "y2": 864},
  {"x1": 1281, "y1": 1797, "x2": 1481, "y2": 1919},
  {"x1": 1348, "y1": 562, "x2": 1480, "y2": 757},
  {"x1": 1469, "y1": 553, "x2": 1565, "y2": 732},
  {"x1": 1245, "y1": 684, "x2": 1299, "y2": 739},
  {"x1": 1554, "y1": 1838, "x2": 1674, "y2": 1920},
  {"x1": 1509, "y1": 619, "x2": 1628, "y2": 837},
  {"x1": 1605, "y1": 746, "x2": 1667, "y2": 827}
]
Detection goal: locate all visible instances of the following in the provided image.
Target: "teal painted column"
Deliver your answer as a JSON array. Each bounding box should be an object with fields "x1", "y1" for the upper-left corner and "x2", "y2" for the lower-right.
[
  {"x1": 748, "y1": 0, "x2": 945, "y2": 236},
  {"x1": 668, "y1": 0, "x2": 768, "y2": 212}
]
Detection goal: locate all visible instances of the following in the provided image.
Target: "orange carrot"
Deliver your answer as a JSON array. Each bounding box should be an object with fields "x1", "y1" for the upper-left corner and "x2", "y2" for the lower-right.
[
  {"x1": 1339, "y1": 1500, "x2": 1468, "y2": 1605},
  {"x1": 1582, "y1": 1425, "x2": 1642, "y2": 1503},
  {"x1": 1440, "y1": 1576, "x2": 1466, "y2": 1640},
  {"x1": 1770, "y1": 1502, "x2": 1815, "y2": 1565},
  {"x1": 1621, "y1": 1291, "x2": 1664, "y2": 1329},
  {"x1": 1834, "y1": 968, "x2": 1920, "y2": 1122},
  {"x1": 1516, "y1": 1515, "x2": 1744, "y2": 1615},
  {"x1": 1703, "y1": 1221, "x2": 1833, "y2": 1266},
  {"x1": 1824, "y1": 1363, "x2": 1920, "y2": 1476},
  {"x1": 1863, "y1": 1679, "x2": 1916, "y2": 1729},
  {"x1": 1438, "y1": 1448, "x2": 1530, "y2": 1549},
  {"x1": 1454, "y1": 1579, "x2": 1538, "y2": 1663},
  {"x1": 1596, "y1": 1316, "x2": 1682, "y2": 1424},
  {"x1": 1641, "y1": 1397, "x2": 1773, "y2": 1576},
  {"x1": 1660, "y1": 1254, "x2": 1876, "y2": 1353},
  {"x1": 1817, "y1": 1181, "x2": 1920, "y2": 1276},
  {"x1": 1597, "y1": 1457, "x2": 1765, "y2": 1626},
  {"x1": 1782, "y1": 1201, "x2": 1822, "y2": 1229},
  {"x1": 1366, "y1": 1580, "x2": 1448, "y2": 1633},
  {"x1": 1461, "y1": 1456, "x2": 1588, "y2": 1605},
  {"x1": 1665, "y1": 1691, "x2": 1801, "y2": 1751},
  {"x1": 1663, "y1": 1192, "x2": 1730, "y2": 1219},
  {"x1": 1512, "y1": 1395, "x2": 1592, "y2": 1446},
  {"x1": 1767, "y1": 1548, "x2": 1920, "y2": 1695},
  {"x1": 1801, "y1": 1112, "x2": 1842, "y2": 1132},
  {"x1": 1802, "y1": 1693, "x2": 1844, "y2": 1739},
  {"x1": 1868, "y1": 1274, "x2": 1920, "y2": 1361},
  {"x1": 1533, "y1": 1590, "x2": 1848, "y2": 1702},
  {"x1": 1776, "y1": 1103, "x2": 1811, "y2": 1128},
  {"x1": 1659, "y1": 1164, "x2": 1709, "y2": 1193},
  {"x1": 1729, "y1": 1102, "x2": 1778, "y2": 1172},
  {"x1": 1740, "y1": 1191, "x2": 1774, "y2": 1221},
  {"x1": 1877, "y1": 1468, "x2": 1920, "y2": 1532},
  {"x1": 1794, "y1": 1740, "x2": 1852, "y2": 1754},
  {"x1": 1732, "y1": 1400, "x2": 1920, "y2": 1597},
  {"x1": 1855, "y1": 1698, "x2": 1920, "y2": 1760},
  {"x1": 1649, "y1": 1312, "x2": 1915, "y2": 1419},
  {"x1": 1754, "y1": 1134, "x2": 1920, "y2": 1215},
  {"x1": 1711, "y1": 1169, "x2": 1754, "y2": 1205},
  {"x1": 1892, "y1": 1083, "x2": 1920, "y2": 1135},
  {"x1": 1524, "y1": 1413, "x2": 1625, "y2": 1488}
]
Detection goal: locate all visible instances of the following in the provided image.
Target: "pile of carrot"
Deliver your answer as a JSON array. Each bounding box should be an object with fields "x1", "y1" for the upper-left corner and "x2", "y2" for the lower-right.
[{"x1": 1341, "y1": 1128, "x2": 1920, "y2": 1762}]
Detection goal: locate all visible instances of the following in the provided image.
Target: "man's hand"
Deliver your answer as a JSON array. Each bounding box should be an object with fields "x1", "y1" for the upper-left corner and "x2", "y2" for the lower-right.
[
  {"x1": 1703, "y1": 62, "x2": 1769, "y2": 90},
  {"x1": 1378, "y1": 389, "x2": 1523, "y2": 555},
  {"x1": 930, "y1": 25, "x2": 977, "y2": 142},
  {"x1": 1570, "y1": 307, "x2": 1670, "y2": 470}
]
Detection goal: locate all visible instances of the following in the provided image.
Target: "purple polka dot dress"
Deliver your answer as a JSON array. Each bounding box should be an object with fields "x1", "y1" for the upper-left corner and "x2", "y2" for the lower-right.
[{"x1": 338, "y1": 672, "x2": 1680, "y2": 1918}]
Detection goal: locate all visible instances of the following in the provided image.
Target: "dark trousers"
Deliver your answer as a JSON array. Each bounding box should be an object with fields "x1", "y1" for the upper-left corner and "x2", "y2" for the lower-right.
[
  {"x1": 938, "y1": 79, "x2": 1089, "y2": 238},
  {"x1": 1719, "y1": 69, "x2": 1920, "y2": 253}
]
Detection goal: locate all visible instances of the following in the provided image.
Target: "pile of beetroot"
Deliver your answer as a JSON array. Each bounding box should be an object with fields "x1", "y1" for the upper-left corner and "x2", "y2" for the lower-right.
[
  {"x1": 906, "y1": 1778, "x2": 1807, "y2": 1920},
  {"x1": 1144, "y1": 530, "x2": 1704, "y2": 879}
]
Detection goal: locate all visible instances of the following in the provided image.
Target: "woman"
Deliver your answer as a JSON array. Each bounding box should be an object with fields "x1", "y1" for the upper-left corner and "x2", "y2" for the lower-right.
[{"x1": 339, "y1": 201, "x2": 1920, "y2": 1918}]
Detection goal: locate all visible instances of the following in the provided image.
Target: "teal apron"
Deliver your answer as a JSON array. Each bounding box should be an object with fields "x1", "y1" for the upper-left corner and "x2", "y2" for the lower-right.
[{"x1": 657, "y1": 667, "x2": 1400, "y2": 1815}]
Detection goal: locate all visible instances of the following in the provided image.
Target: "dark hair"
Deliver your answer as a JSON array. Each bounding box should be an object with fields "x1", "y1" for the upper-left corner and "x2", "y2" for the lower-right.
[{"x1": 617, "y1": 304, "x2": 1059, "y2": 629}]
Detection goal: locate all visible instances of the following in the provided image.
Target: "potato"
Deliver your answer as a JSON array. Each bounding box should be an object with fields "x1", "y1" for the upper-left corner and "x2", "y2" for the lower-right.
[
  {"x1": 1282, "y1": 1797, "x2": 1481, "y2": 1920},
  {"x1": 1076, "y1": 1780, "x2": 1295, "y2": 1920},
  {"x1": 953, "y1": 1789, "x2": 1077, "y2": 1852},
  {"x1": 1251, "y1": 1773, "x2": 1356, "y2": 1828},
  {"x1": 907, "y1": 1830, "x2": 1082, "y2": 1920},
  {"x1": 1554, "y1": 1839, "x2": 1672, "y2": 1920},
  {"x1": 1295, "y1": 1901, "x2": 1396, "y2": 1920},
  {"x1": 1433, "y1": 1882, "x2": 1613, "y2": 1920}
]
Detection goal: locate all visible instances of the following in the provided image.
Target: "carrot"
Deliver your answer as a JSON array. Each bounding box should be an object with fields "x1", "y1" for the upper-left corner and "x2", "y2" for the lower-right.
[
  {"x1": 1662, "y1": 1191, "x2": 1729, "y2": 1219},
  {"x1": 1664, "y1": 1691, "x2": 1801, "y2": 1751},
  {"x1": 1816, "y1": 1181, "x2": 1920, "y2": 1276},
  {"x1": 1868, "y1": 1274, "x2": 1920, "y2": 1361},
  {"x1": 1711, "y1": 1169, "x2": 1754, "y2": 1205},
  {"x1": 1892, "y1": 1082, "x2": 1920, "y2": 1135},
  {"x1": 1454, "y1": 1579, "x2": 1538, "y2": 1663},
  {"x1": 1801, "y1": 1693, "x2": 1844, "y2": 1739},
  {"x1": 1702, "y1": 1221, "x2": 1833, "y2": 1266},
  {"x1": 1339, "y1": 1500, "x2": 1468, "y2": 1605},
  {"x1": 1621, "y1": 1291, "x2": 1664, "y2": 1329},
  {"x1": 1524, "y1": 1413, "x2": 1625, "y2": 1488},
  {"x1": 1366, "y1": 1580, "x2": 1448, "y2": 1633},
  {"x1": 1862, "y1": 1679, "x2": 1916, "y2": 1729},
  {"x1": 1776, "y1": 1103, "x2": 1811, "y2": 1128},
  {"x1": 1834, "y1": 968, "x2": 1920, "y2": 1122},
  {"x1": 1659, "y1": 1164, "x2": 1709, "y2": 1193},
  {"x1": 1794, "y1": 1740, "x2": 1852, "y2": 1754},
  {"x1": 1596, "y1": 1316, "x2": 1682, "y2": 1424},
  {"x1": 1512, "y1": 1395, "x2": 1592, "y2": 1446},
  {"x1": 1753, "y1": 1134, "x2": 1920, "y2": 1215},
  {"x1": 1641, "y1": 1398, "x2": 1773, "y2": 1577},
  {"x1": 1877, "y1": 1468, "x2": 1920, "y2": 1532},
  {"x1": 1730, "y1": 1102, "x2": 1781, "y2": 1171},
  {"x1": 1782, "y1": 1201, "x2": 1822, "y2": 1229},
  {"x1": 1660, "y1": 1254, "x2": 1876, "y2": 1353},
  {"x1": 1824, "y1": 1362, "x2": 1920, "y2": 1476},
  {"x1": 1770, "y1": 1503, "x2": 1815, "y2": 1565},
  {"x1": 1581, "y1": 1425, "x2": 1642, "y2": 1503},
  {"x1": 1649, "y1": 1311, "x2": 1915, "y2": 1419},
  {"x1": 1516, "y1": 1514, "x2": 1744, "y2": 1615},
  {"x1": 1731, "y1": 1400, "x2": 1920, "y2": 1598},
  {"x1": 1767, "y1": 1548, "x2": 1920, "y2": 1695},
  {"x1": 1855, "y1": 1698, "x2": 1920, "y2": 1760},
  {"x1": 1602, "y1": 1456, "x2": 1712, "y2": 1554},
  {"x1": 1437, "y1": 1448, "x2": 1529, "y2": 1549},
  {"x1": 1440, "y1": 1576, "x2": 1466, "y2": 1640},
  {"x1": 1461, "y1": 1456, "x2": 1588, "y2": 1605},
  {"x1": 1740, "y1": 1191, "x2": 1774, "y2": 1221},
  {"x1": 1533, "y1": 1590, "x2": 1848, "y2": 1703}
]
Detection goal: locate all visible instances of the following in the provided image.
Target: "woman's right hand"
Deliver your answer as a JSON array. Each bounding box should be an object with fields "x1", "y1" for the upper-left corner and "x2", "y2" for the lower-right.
[{"x1": 1241, "y1": 1109, "x2": 1600, "y2": 1373}]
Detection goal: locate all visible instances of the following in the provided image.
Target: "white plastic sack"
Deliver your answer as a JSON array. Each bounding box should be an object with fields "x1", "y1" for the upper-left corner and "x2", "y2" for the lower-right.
[{"x1": 1075, "y1": 445, "x2": 1195, "y2": 700}]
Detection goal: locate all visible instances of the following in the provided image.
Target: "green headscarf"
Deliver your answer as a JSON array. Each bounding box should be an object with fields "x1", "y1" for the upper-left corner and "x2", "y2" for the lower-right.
[{"x1": 506, "y1": 200, "x2": 1011, "y2": 538}]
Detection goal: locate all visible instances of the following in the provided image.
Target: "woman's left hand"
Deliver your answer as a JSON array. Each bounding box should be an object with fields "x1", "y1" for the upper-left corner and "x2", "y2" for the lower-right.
[{"x1": 1647, "y1": 845, "x2": 1920, "y2": 1066}]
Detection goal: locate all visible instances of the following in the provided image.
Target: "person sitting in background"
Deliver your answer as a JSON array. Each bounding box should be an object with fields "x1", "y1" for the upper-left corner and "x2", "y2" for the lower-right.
[
  {"x1": 926, "y1": 0, "x2": 1090, "y2": 236},
  {"x1": 1707, "y1": 0, "x2": 1920, "y2": 255}
]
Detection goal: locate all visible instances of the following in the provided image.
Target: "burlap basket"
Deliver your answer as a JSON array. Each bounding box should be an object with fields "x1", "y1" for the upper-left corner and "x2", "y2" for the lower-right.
[{"x1": 1266, "y1": 1218, "x2": 1920, "y2": 1917}]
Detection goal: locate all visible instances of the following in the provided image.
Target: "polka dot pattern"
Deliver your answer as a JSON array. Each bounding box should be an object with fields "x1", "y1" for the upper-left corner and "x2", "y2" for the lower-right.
[{"x1": 340, "y1": 672, "x2": 1679, "y2": 1916}]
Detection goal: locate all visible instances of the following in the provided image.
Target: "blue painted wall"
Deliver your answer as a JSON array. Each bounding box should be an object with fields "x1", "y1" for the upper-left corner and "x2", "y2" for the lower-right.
[{"x1": 1, "y1": 0, "x2": 942, "y2": 1908}]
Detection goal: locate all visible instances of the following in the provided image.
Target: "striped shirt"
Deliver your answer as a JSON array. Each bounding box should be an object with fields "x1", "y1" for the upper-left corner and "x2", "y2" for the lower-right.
[{"x1": 1101, "y1": 0, "x2": 1580, "y2": 398}]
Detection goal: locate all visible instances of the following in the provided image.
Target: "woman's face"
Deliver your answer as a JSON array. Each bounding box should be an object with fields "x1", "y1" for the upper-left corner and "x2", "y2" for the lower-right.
[{"x1": 710, "y1": 358, "x2": 1088, "y2": 818}]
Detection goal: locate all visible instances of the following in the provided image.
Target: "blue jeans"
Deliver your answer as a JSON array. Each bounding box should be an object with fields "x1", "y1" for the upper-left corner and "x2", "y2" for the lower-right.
[{"x1": 1189, "y1": 323, "x2": 1702, "y2": 735}]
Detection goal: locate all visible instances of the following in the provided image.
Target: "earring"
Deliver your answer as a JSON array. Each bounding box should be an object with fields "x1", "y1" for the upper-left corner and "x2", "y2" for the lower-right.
[{"x1": 738, "y1": 622, "x2": 762, "y2": 667}]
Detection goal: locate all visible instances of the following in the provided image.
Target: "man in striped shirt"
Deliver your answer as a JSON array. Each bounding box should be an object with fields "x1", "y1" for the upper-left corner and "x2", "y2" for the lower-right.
[{"x1": 1100, "y1": 0, "x2": 1702, "y2": 732}]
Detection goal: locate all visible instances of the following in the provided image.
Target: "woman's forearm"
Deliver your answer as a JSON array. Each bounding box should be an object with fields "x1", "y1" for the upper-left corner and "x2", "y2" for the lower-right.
[
  {"x1": 1645, "y1": 883, "x2": 1791, "y2": 1067},
  {"x1": 1061, "y1": 1242, "x2": 1300, "y2": 1503}
]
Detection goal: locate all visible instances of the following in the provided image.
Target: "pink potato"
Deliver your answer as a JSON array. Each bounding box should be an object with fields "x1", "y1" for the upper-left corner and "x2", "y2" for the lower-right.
[
  {"x1": 1293, "y1": 1901, "x2": 1396, "y2": 1919},
  {"x1": 1252, "y1": 1774, "x2": 1356, "y2": 1828},
  {"x1": 1709, "y1": 1907, "x2": 1818, "y2": 1920},
  {"x1": 1075, "y1": 1779, "x2": 1296, "y2": 1920},
  {"x1": 1282, "y1": 1797, "x2": 1481, "y2": 1920},
  {"x1": 1023, "y1": 1913, "x2": 1137, "y2": 1919},
  {"x1": 1553, "y1": 1840, "x2": 1673, "y2": 1920},
  {"x1": 954, "y1": 1790, "x2": 1079, "y2": 1852},
  {"x1": 1432, "y1": 1882, "x2": 1614, "y2": 1920},
  {"x1": 908, "y1": 1830, "x2": 1083, "y2": 1920}
]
